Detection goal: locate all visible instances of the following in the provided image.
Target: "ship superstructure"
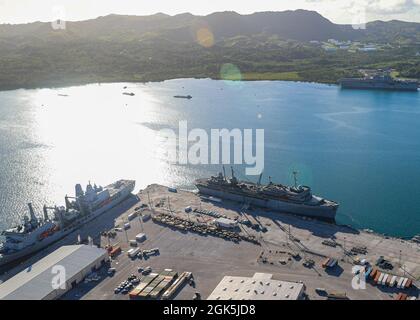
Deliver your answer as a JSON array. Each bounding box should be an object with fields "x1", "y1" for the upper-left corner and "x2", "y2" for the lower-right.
[
  {"x1": 339, "y1": 70, "x2": 418, "y2": 91},
  {"x1": 0, "y1": 179, "x2": 135, "y2": 267},
  {"x1": 195, "y1": 168, "x2": 338, "y2": 221}
]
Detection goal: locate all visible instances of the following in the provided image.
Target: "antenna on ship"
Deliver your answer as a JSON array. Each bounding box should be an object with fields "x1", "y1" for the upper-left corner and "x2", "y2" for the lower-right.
[
  {"x1": 257, "y1": 172, "x2": 263, "y2": 186},
  {"x1": 292, "y1": 171, "x2": 299, "y2": 188},
  {"x1": 222, "y1": 166, "x2": 227, "y2": 181}
]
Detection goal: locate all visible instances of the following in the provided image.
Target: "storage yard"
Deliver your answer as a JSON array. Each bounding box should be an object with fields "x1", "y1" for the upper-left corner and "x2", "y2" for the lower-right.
[{"x1": 1, "y1": 184, "x2": 419, "y2": 300}]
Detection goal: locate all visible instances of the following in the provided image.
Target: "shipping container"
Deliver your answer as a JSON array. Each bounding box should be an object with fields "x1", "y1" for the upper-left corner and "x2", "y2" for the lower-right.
[
  {"x1": 322, "y1": 258, "x2": 331, "y2": 268},
  {"x1": 109, "y1": 246, "x2": 121, "y2": 257},
  {"x1": 128, "y1": 212, "x2": 137, "y2": 220},
  {"x1": 382, "y1": 274, "x2": 389, "y2": 285},
  {"x1": 162, "y1": 272, "x2": 191, "y2": 300},
  {"x1": 401, "y1": 278, "x2": 408, "y2": 288},
  {"x1": 374, "y1": 272, "x2": 381, "y2": 284},
  {"x1": 397, "y1": 277, "x2": 404, "y2": 289},
  {"x1": 378, "y1": 273, "x2": 384, "y2": 284},
  {"x1": 327, "y1": 292, "x2": 348, "y2": 300},
  {"x1": 142, "y1": 212, "x2": 151, "y2": 221},
  {"x1": 370, "y1": 268, "x2": 377, "y2": 279},
  {"x1": 390, "y1": 275, "x2": 397, "y2": 287},
  {"x1": 405, "y1": 279, "x2": 412, "y2": 289},
  {"x1": 327, "y1": 259, "x2": 337, "y2": 268},
  {"x1": 364, "y1": 267, "x2": 372, "y2": 280},
  {"x1": 386, "y1": 275, "x2": 392, "y2": 286},
  {"x1": 135, "y1": 233, "x2": 146, "y2": 242}
]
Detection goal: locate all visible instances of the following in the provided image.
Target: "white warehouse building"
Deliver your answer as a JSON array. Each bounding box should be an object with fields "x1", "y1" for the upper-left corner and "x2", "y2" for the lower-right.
[
  {"x1": 207, "y1": 273, "x2": 306, "y2": 300},
  {"x1": 0, "y1": 245, "x2": 108, "y2": 300}
]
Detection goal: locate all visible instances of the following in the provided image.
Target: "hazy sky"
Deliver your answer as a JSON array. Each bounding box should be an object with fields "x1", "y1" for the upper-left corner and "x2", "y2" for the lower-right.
[{"x1": 0, "y1": 0, "x2": 419, "y2": 24}]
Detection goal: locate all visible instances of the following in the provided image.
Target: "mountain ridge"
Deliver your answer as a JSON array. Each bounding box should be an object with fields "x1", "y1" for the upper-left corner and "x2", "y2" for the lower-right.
[{"x1": 0, "y1": 10, "x2": 419, "y2": 42}]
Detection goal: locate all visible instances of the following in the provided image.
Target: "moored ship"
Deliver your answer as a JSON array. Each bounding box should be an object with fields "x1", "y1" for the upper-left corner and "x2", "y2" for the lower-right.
[
  {"x1": 339, "y1": 70, "x2": 418, "y2": 91},
  {"x1": 0, "y1": 179, "x2": 135, "y2": 267},
  {"x1": 195, "y1": 168, "x2": 338, "y2": 222}
]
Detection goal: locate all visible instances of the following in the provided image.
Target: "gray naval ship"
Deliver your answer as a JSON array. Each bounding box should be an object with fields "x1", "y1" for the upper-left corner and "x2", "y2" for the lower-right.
[
  {"x1": 339, "y1": 70, "x2": 418, "y2": 91},
  {"x1": 0, "y1": 179, "x2": 135, "y2": 267},
  {"x1": 195, "y1": 168, "x2": 338, "y2": 222}
]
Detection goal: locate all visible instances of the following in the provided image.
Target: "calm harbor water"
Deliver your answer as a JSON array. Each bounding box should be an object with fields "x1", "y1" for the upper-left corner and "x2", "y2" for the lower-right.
[{"x1": 0, "y1": 79, "x2": 419, "y2": 238}]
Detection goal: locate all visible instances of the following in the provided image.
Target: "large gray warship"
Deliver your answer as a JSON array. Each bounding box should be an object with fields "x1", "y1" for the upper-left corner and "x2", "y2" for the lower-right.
[
  {"x1": 339, "y1": 70, "x2": 418, "y2": 91},
  {"x1": 0, "y1": 179, "x2": 135, "y2": 267},
  {"x1": 195, "y1": 168, "x2": 338, "y2": 222}
]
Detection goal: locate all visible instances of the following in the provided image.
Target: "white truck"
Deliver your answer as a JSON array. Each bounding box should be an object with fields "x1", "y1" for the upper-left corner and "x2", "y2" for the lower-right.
[
  {"x1": 127, "y1": 247, "x2": 140, "y2": 258},
  {"x1": 214, "y1": 217, "x2": 238, "y2": 229}
]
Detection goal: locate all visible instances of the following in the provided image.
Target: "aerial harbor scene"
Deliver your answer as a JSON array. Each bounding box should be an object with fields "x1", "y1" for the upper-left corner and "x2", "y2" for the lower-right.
[{"x1": 0, "y1": 0, "x2": 419, "y2": 306}]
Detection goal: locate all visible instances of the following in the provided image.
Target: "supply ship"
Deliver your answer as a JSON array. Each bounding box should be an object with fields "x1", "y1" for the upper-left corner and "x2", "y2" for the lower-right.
[
  {"x1": 195, "y1": 168, "x2": 338, "y2": 222},
  {"x1": 339, "y1": 70, "x2": 418, "y2": 91},
  {"x1": 0, "y1": 179, "x2": 135, "y2": 267}
]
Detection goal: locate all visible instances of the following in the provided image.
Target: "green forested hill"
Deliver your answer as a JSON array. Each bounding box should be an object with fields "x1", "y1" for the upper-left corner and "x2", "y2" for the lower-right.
[{"x1": 0, "y1": 10, "x2": 418, "y2": 90}]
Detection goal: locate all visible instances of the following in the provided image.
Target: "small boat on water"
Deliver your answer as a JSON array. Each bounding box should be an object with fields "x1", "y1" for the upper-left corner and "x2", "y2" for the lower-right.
[
  {"x1": 123, "y1": 92, "x2": 135, "y2": 96},
  {"x1": 174, "y1": 95, "x2": 192, "y2": 99},
  {"x1": 58, "y1": 94, "x2": 69, "y2": 97}
]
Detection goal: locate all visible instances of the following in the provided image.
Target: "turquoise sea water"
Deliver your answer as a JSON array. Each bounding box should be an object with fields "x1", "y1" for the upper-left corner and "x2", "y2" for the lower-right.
[{"x1": 0, "y1": 79, "x2": 419, "y2": 237}]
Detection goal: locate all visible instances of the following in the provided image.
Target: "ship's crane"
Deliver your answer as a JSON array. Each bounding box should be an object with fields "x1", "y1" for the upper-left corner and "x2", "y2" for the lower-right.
[
  {"x1": 43, "y1": 205, "x2": 65, "y2": 227},
  {"x1": 27, "y1": 203, "x2": 37, "y2": 222},
  {"x1": 42, "y1": 204, "x2": 52, "y2": 221}
]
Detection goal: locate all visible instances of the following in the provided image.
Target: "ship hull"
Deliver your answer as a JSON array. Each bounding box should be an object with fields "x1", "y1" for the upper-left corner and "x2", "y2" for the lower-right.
[
  {"x1": 0, "y1": 181, "x2": 135, "y2": 268},
  {"x1": 196, "y1": 185, "x2": 337, "y2": 222},
  {"x1": 340, "y1": 80, "x2": 418, "y2": 91}
]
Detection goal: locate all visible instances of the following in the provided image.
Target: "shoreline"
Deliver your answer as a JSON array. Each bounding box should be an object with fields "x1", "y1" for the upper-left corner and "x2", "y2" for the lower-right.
[{"x1": 0, "y1": 76, "x2": 339, "y2": 93}]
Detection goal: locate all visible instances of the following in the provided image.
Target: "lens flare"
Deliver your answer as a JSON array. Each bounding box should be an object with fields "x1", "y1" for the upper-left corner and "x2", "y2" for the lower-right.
[
  {"x1": 220, "y1": 63, "x2": 242, "y2": 82},
  {"x1": 196, "y1": 27, "x2": 214, "y2": 48}
]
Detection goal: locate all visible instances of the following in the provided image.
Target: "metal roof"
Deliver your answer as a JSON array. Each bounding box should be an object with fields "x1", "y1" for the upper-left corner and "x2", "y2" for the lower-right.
[
  {"x1": 0, "y1": 245, "x2": 107, "y2": 300},
  {"x1": 207, "y1": 273, "x2": 305, "y2": 300}
]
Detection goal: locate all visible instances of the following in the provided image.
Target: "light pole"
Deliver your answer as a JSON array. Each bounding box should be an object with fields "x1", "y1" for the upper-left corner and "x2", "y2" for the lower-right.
[
  {"x1": 138, "y1": 212, "x2": 144, "y2": 232},
  {"x1": 124, "y1": 221, "x2": 129, "y2": 244},
  {"x1": 343, "y1": 237, "x2": 347, "y2": 262}
]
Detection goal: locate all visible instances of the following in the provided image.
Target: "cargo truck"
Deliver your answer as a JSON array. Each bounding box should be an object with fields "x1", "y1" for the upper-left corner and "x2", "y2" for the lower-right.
[{"x1": 128, "y1": 247, "x2": 140, "y2": 258}]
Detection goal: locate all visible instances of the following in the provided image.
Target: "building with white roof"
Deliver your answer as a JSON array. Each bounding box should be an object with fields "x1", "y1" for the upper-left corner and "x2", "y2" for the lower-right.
[
  {"x1": 0, "y1": 245, "x2": 108, "y2": 300},
  {"x1": 207, "y1": 273, "x2": 305, "y2": 300}
]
